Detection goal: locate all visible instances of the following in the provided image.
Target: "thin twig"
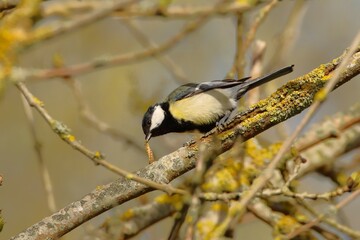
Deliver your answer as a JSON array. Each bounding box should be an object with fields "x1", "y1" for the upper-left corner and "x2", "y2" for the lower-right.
[
  {"x1": 227, "y1": 0, "x2": 278, "y2": 78},
  {"x1": 227, "y1": 14, "x2": 244, "y2": 78},
  {"x1": 115, "y1": 1, "x2": 255, "y2": 18},
  {"x1": 283, "y1": 155, "x2": 306, "y2": 187},
  {"x1": 296, "y1": 116, "x2": 360, "y2": 152},
  {"x1": 300, "y1": 199, "x2": 360, "y2": 238},
  {"x1": 288, "y1": 189, "x2": 360, "y2": 239},
  {"x1": 3, "y1": 0, "x2": 261, "y2": 20},
  {"x1": 247, "y1": 40, "x2": 266, "y2": 106},
  {"x1": 41, "y1": 0, "x2": 102, "y2": 18},
  {"x1": 242, "y1": 0, "x2": 278, "y2": 57},
  {"x1": 265, "y1": 0, "x2": 309, "y2": 72},
  {"x1": 199, "y1": 183, "x2": 353, "y2": 201},
  {"x1": 16, "y1": 82, "x2": 186, "y2": 196},
  {"x1": 20, "y1": 95, "x2": 57, "y2": 213}
]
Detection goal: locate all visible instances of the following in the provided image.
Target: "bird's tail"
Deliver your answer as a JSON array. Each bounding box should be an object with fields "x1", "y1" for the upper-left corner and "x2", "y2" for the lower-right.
[{"x1": 235, "y1": 65, "x2": 294, "y2": 100}]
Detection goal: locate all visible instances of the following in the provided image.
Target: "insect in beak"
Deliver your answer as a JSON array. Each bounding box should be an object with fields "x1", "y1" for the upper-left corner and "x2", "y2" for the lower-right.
[{"x1": 145, "y1": 141, "x2": 154, "y2": 164}]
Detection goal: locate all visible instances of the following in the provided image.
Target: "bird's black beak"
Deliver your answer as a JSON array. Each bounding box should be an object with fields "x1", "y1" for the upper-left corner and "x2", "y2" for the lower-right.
[{"x1": 145, "y1": 133, "x2": 152, "y2": 142}]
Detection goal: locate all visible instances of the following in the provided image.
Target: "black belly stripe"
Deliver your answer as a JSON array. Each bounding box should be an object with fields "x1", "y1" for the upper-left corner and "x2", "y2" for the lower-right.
[{"x1": 176, "y1": 119, "x2": 217, "y2": 133}]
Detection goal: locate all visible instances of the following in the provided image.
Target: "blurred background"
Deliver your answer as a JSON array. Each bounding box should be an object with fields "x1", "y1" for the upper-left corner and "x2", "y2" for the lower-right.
[{"x1": 1, "y1": 0, "x2": 360, "y2": 239}]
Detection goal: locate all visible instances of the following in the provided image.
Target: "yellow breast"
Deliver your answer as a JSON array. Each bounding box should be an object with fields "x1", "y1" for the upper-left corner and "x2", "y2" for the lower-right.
[{"x1": 169, "y1": 89, "x2": 235, "y2": 125}]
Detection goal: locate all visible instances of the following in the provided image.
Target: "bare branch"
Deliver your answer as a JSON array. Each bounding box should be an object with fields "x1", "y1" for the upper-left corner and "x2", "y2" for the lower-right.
[
  {"x1": 21, "y1": 95, "x2": 57, "y2": 213},
  {"x1": 114, "y1": 1, "x2": 256, "y2": 18},
  {"x1": 16, "y1": 82, "x2": 186, "y2": 196},
  {"x1": 10, "y1": 14, "x2": 209, "y2": 82},
  {"x1": 288, "y1": 189, "x2": 360, "y2": 239}
]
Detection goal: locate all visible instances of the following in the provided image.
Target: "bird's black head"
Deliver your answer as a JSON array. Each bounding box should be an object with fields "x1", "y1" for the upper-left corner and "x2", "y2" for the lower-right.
[{"x1": 142, "y1": 103, "x2": 168, "y2": 141}]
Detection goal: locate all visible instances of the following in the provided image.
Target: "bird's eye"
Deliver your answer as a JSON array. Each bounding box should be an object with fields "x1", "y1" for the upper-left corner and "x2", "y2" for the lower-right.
[{"x1": 147, "y1": 120, "x2": 151, "y2": 125}]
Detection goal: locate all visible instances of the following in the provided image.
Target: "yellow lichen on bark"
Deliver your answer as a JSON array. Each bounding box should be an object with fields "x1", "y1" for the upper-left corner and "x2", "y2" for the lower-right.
[{"x1": 154, "y1": 194, "x2": 184, "y2": 211}]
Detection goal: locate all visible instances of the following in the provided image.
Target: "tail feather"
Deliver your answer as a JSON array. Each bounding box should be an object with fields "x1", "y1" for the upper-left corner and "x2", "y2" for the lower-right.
[{"x1": 236, "y1": 65, "x2": 294, "y2": 100}]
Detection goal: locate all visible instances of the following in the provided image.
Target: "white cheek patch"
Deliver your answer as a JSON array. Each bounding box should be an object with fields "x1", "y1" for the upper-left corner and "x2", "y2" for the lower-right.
[{"x1": 150, "y1": 105, "x2": 165, "y2": 131}]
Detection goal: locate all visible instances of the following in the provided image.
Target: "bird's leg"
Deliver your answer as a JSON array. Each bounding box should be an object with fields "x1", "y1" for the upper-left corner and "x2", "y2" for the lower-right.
[
  {"x1": 202, "y1": 110, "x2": 238, "y2": 138},
  {"x1": 216, "y1": 109, "x2": 237, "y2": 131}
]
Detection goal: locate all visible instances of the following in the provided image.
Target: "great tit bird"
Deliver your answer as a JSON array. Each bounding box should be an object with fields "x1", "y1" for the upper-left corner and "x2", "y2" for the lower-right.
[{"x1": 142, "y1": 65, "x2": 294, "y2": 141}]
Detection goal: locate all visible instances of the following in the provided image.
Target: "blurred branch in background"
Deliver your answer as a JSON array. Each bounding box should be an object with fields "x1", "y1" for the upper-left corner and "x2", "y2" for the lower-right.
[
  {"x1": 114, "y1": 1, "x2": 255, "y2": 18},
  {"x1": 247, "y1": 40, "x2": 266, "y2": 105},
  {"x1": 121, "y1": 19, "x2": 189, "y2": 84},
  {"x1": 20, "y1": 95, "x2": 57, "y2": 213},
  {"x1": 288, "y1": 189, "x2": 360, "y2": 239},
  {"x1": 37, "y1": 0, "x2": 256, "y2": 19},
  {"x1": 227, "y1": 13, "x2": 244, "y2": 78},
  {"x1": 298, "y1": 196, "x2": 360, "y2": 239},
  {"x1": 227, "y1": 0, "x2": 278, "y2": 78},
  {"x1": 9, "y1": 14, "x2": 209, "y2": 82},
  {"x1": 265, "y1": 0, "x2": 309, "y2": 72}
]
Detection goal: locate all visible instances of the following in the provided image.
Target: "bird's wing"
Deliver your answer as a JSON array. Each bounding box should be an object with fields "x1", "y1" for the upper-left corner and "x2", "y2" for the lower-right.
[
  {"x1": 166, "y1": 77, "x2": 251, "y2": 102},
  {"x1": 165, "y1": 83, "x2": 197, "y2": 102}
]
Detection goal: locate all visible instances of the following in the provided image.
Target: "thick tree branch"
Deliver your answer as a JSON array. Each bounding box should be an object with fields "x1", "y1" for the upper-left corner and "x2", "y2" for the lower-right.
[{"x1": 10, "y1": 46, "x2": 360, "y2": 240}]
